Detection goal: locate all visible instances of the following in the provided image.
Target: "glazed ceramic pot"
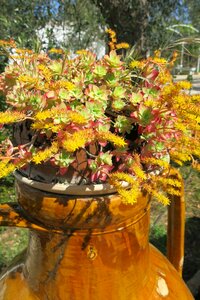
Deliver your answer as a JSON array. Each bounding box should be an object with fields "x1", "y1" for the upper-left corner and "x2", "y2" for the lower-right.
[{"x1": 0, "y1": 172, "x2": 194, "y2": 300}]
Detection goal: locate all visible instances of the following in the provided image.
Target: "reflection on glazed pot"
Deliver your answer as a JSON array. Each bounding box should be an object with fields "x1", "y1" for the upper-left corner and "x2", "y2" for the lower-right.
[{"x1": 0, "y1": 178, "x2": 194, "y2": 300}]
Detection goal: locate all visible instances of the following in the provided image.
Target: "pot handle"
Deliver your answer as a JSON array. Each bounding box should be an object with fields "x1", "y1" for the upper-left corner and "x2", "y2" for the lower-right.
[
  {"x1": 167, "y1": 170, "x2": 185, "y2": 277},
  {"x1": 0, "y1": 202, "x2": 47, "y2": 232}
]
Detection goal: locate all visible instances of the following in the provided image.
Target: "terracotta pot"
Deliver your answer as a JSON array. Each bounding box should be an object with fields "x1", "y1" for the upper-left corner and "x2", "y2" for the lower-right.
[{"x1": 0, "y1": 175, "x2": 194, "y2": 300}]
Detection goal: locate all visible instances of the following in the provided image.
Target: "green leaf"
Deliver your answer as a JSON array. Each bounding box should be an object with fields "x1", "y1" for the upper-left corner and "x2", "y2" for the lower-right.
[
  {"x1": 93, "y1": 65, "x2": 107, "y2": 77},
  {"x1": 56, "y1": 151, "x2": 74, "y2": 167},
  {"x1": 49, "y1": 62, "x2": 62, "y2": 75},
  {"x1": 89, "y1": 160, "x2": 98, "y2": 171},
  {"x1": 139, "y1": 106, "x2": 153, "y2": 126},
  {"x1": 98, "y1": 152, "x2": 113, "y2": 165},
  {"x1": 59, "y1": 89, "x2": 69, "y2": 100},
  {"x1": 104, "y1": 50, "x2": 122, "y2": 68},
  {"x1": 130, "y1": 92, "x2": 143, "y2": 104},
  {"x1": 114, "y1": 115, "x2": 133, "y2": 133},
  {"x1": 85, "y1": 102, "x2": 105, "y2": 119},
  {"x1": 112, "y1": 99, "x2": 125, "y2": 111},
  {"x1": 105, "y1": 73, "x2": 118, "y2": 87},
  {"x1": 112, "y1": 86, "x2": 126, "y2": 99}
]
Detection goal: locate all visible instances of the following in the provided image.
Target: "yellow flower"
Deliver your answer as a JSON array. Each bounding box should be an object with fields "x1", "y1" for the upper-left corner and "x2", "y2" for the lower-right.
[
  {"x1": 169, "y1": 51, "x2": 178, "y2": 66},
  {"x1": 154, "y1": 50, "x2": 161, "y2": 57},
  {"x1": 62, "y1": 129, "x2": 93, "y2": 152},
  {"x1": 157, "y1": 70, "x2": 172, "y2": 84},
  {"x1": 18, "y1": 75, "x2": 38, "y2": 87},
  {"x1": 97, "y1": 131, "x2": 127, "y2": 148},
  {"x1": 0, "y1": 160, "x2": 16, "y2": 179},
  {"x1": 191, "y1": 94, "x2": 200, "y2": 102},
  {"x1": 0, "y1": 111, "x2": 25, "y2": 124},
  {"x1": 35, "y1": 110, "x2": 53, "y2": 121},
  {"x1": 105, "y1": 28, "x2": 116, "y2": 39},
  {"x1": 152, "y1": 190, "x2": 170, "y2": 205},
  {"x1": 109, "y1": 172, "x2": 136, "y2": 185},
  {"x1": 76, "y1": 49, "x2": 89, "y2": 55},
  {"x1": 58, "y1": 81, "x2": 75, "y2": 90},
  {"x1": 15, "y1": 48, "x2": 33, "y2": 55},
  {"x1": 106, "y1": 28, "x2": 118, "y2": 48},
  {"x1": 129, "y1": 60, "x2": 143, "y2": 69},
  {"x1": 166, "y1": 187, "x2": 181, "y2": 196},
  {"x1": 132, "y1": 164, "x2": 147, "y2": 180},
  {"x1": 117, "y1": 187, "x2": 140, "y2": 204},
  {"x1": 50, "y1": 80, "x2": 75, "y2": 91},
  {"x1": 0, "y1": 39, "x2": 16, "y2": 48},
  {"x1": 38, "y1": 64, "x2": 53, "y2": 82},
  {"x1": 108, "y1": 42, "x2": 116, "y2": 50},
  {"x1": 142, "y1": 157, "x2": 170, "y2": 170},
  {"x1": 176, "y1": 81, "x2": 192, "y2": 90},
  {"x1": 170, "y1": 151, "x2": 191, "y2": 163},
  {"x1": 116, "y1": 43, "x2": 130, "y2": 50},
  {"x1": 152, "y1": 57, "x2": 167, "y2": 64},
  {"x1": 35, "y1": 109, "x2": 87, "y2": 125},
  {"x1": 67, "y1": 111, "x2": 87, "y2": 124},
  {"x1": 32, "y1": 142, "x2": 58, "y2": 164},
  {"x1": 155, "y1": 176, "x2": 182, "y2": 188},
  {"x1": 174, "y1": 122, "x2": 187, "y2": 132},
  {"x1": 49, "y1": 48, "x2": 64, "y2": 55},
  {"x1": 32, "y1": 122, "x2": 61, "y2": 132},
  {"x1": 109, "y1": 172, "x2": 140, "y2": 204}
]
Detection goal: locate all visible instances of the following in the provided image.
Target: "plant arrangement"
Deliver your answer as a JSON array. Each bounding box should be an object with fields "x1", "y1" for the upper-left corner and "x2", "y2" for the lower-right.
[{"x1": 0, "y1": 30, "x2": 199, "y2": 205}]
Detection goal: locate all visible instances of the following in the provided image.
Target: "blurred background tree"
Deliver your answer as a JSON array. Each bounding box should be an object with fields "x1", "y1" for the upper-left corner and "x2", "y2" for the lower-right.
[
  {"x1": 91, "y1": 0, "x2": 181, "y2": 52},
  {"x1": 0, "y1": 0, "x2": 199, "y2": 54},
  {"x1": 0, "y1": 0, "x2": 104, "y2": 50}
]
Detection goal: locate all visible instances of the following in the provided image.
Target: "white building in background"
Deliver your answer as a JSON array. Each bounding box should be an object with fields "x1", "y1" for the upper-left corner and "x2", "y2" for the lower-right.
[{"x1": 37, "y1": 23, "x2": 106, "y2": 58}]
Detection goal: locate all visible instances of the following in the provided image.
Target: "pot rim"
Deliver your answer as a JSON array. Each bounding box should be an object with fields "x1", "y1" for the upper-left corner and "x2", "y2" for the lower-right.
[{"x1": 14, "y1": 171, "x2": 129, "y2": 196}]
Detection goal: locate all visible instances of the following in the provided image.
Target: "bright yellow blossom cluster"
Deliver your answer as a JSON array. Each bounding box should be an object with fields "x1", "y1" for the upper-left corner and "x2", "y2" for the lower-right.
[
  {"x1": 57, "y1": 81, "x2": 75, "y2": 90},
  {"x1": 49, "y1": 48, "x2": 64, "y2": 55},
  {"x1": 109, "y1": 172, "x2": 140, "y2": 204},
  {"x1": 131, "y1": 162, "x2": 147, "y2": 181},
  {"x1": 97, "y1": 131, "x2": 127, "y2": 148},
  {"x1": 0, "y1": 160, "x2": 16, "y2": 179},
  {"x1": 142, "y1": 157, "x2": 170, "y2": 170},
  {"x1": 129, "y1": 60, "x2": 144, "y2": 69},
  {"x1": 115, "y1": 43, "x2": 130, "y2": 50},
  {"x1": 38, "y1": 64, "x2": 53, "y2": 82},
  {"x1": 157, "y1": 69, "x2": 172, "y2": 84},
  {"x1": 18, "y1": 75, "x2": 38, "y2": 88},
  {"x1": 170, "y1": 151, "x2": 192, "y2": 166},
  {"x1": 76, "y1": 49, "x2": 89, "y2": 55},
  {"x1": 142, "y1": 182, "x2": 170, "y2": 206},
  {"x1": 0, "y1": 39, "x2": 16, "y2": 48},
  {"x1": 0, "y1": 111, "x2": 25, "y2": 124},
  {"x1": 35, "y1": 109, "x2": 87, "y2": 125},
  {"x1": 32, "y1": 142, "x2": 58, "y2": 164},
  {"x1": 176, "y1": 80, "x2": 192, "y2": 90},
  {"x1": 151, "y1": 190, "x2": 170, "y2": 206},
  {"x1": 62, "y1": 129, "x2": 92, "y2": 152},
  {"x1": 151, "y1": 57, "x2": 167, "y2": 65},
  {"x1": 154, "y1": 50, "x2": 161, "y2": 57},
  {"x1": 50, "y1": 80, "x2": 75, "y2": 91},
  {"x1": 106, "y1": 28, "x2": 117, "y2": 50},
  {"x1": 32, "y1": 122, "x2": 62, "y2": 132},
  {"x1": 15, "y1": 48, "x2": 33, "y2": 55}
]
